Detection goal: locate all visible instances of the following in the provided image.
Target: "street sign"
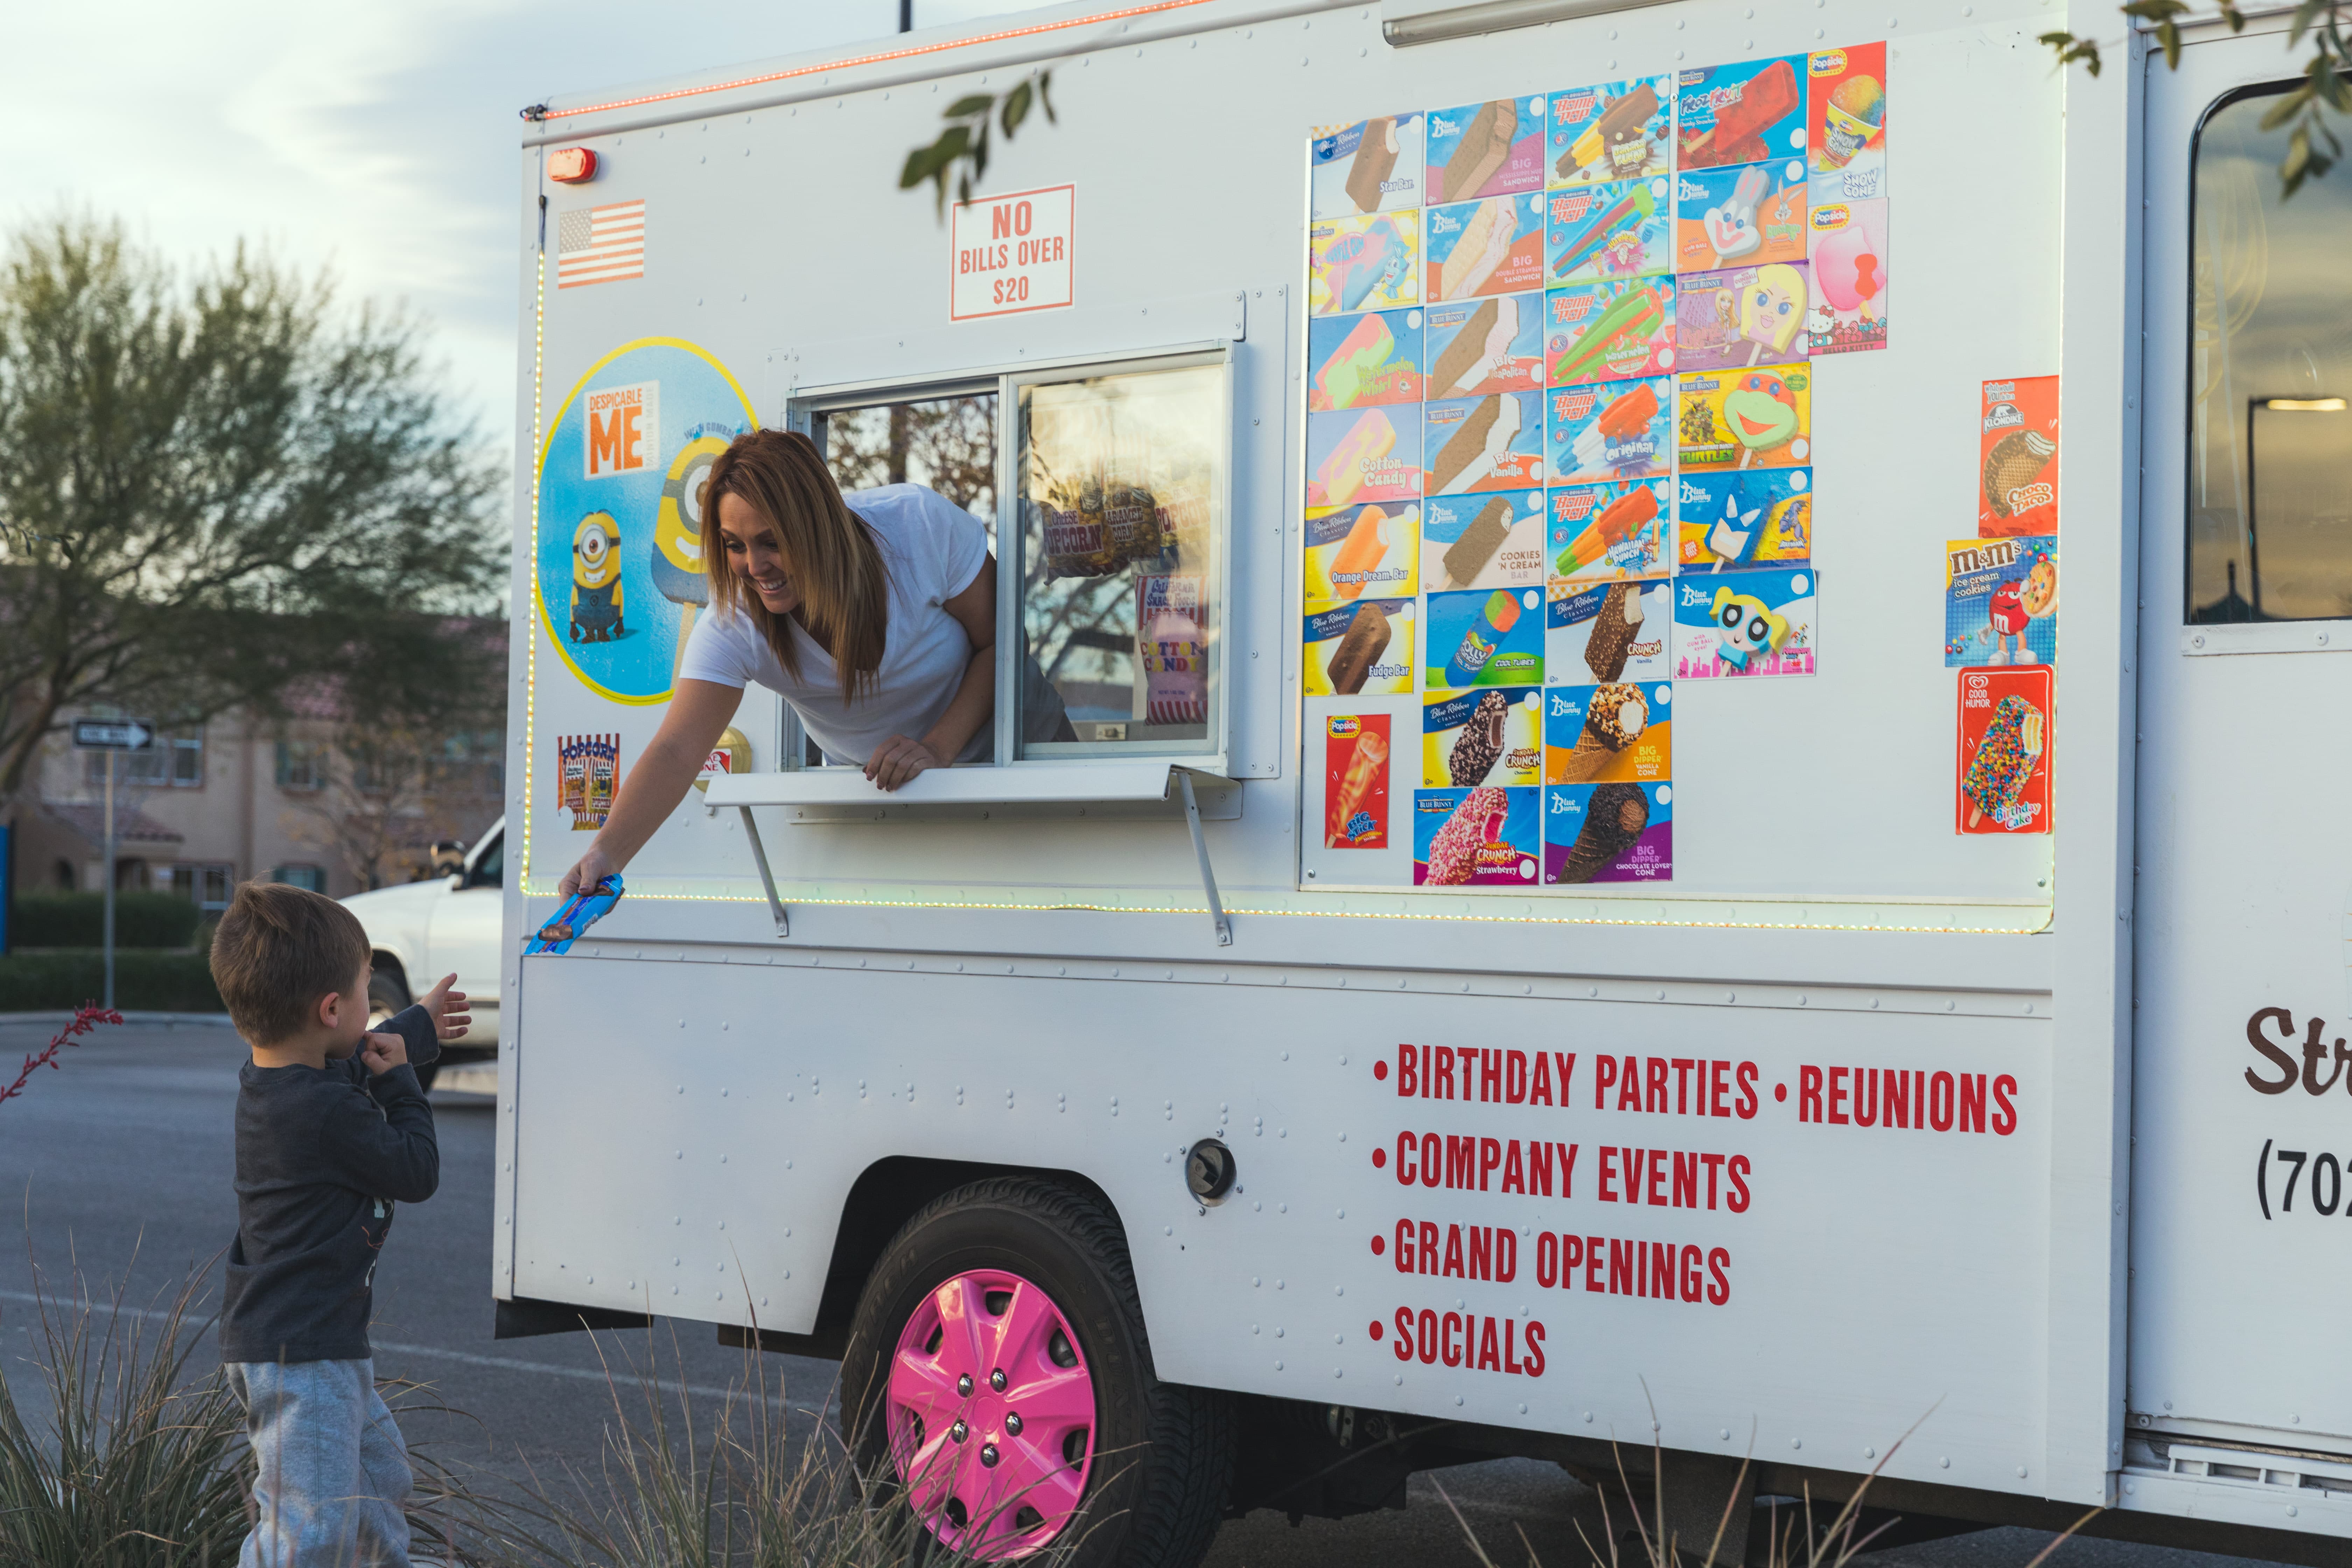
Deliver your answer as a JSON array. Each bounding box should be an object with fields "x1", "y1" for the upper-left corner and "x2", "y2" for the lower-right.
[{"x1": 72, "y1": 720, "x2": 153, "y2": 751}]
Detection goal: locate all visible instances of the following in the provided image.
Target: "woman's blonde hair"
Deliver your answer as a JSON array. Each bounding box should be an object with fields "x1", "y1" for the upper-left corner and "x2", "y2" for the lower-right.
[{"x1": 701, "y1": 430, "x2": 890, "y2": 701}]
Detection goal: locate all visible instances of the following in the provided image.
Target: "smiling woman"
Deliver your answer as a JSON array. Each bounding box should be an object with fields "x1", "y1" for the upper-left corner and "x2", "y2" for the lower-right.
[{"x1": 555, "y1": 429, "x2": 1069, "y2": 901}]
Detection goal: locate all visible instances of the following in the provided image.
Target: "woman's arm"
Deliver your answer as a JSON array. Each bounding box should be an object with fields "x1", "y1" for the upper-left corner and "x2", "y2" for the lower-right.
[
  {"x1": 865, "y1": 555, "x2": 999, "y2": 791},
  {"x1": 557, "y1": 679, "x2": 742, "y2": 896}
]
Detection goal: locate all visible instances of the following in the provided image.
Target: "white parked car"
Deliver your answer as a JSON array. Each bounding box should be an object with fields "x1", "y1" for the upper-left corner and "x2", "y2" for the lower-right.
[{"x1": 342, "y1": 818, "x2": 503, "y2": 1090}]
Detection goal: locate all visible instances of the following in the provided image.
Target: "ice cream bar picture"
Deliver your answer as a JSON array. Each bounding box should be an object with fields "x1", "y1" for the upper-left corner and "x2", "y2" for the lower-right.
[
  {"x1": 1428, "y1": 97, "x2": 1545, "y2": 203},
  {"x1": 1310, "y1": 113, "x2": 1423, "y2": 218},
  {"x1": 1423, "y1": 489, "x2": 1544, "y2": 593},
  {"x1": 1544, "y1": 781, "x2": 1671, "y2": 883},
  {"x1": 1327, "y1": 602, "x2": 1392, "y2": 695},
  {"x1": 1808, "y1": 43, "x2": 1888, "y2": 201},
  {"x1": 1307, "y1": 307, "x2": 1424, "y2": 412},
  {"x1": 1548, "y1": 578, "x2": 1671, "y2": 685},
  {"x1": 1306, "y1": 406, "x2": 1420, "y2": 509},
  {"x1": 1549, "y1": 76, "x2": 1672, "y2": 185},
  {"x1": 1424, "y1": 294, "x2": 1544, "y2": 400},
  {"x1": 1415, "y1": 783, "x2": 1541, "y2": 886},
  {"x1": 1807, "y1": 197, "x2": 1887, "y2": 355},
  {"x1": 1426, "y1": 194, "x2": 1545, "y2": 302},
  {"x1": 1546, "y1": 377, "x2": 1672, "y2": 484},
  {"x1": 1308, "y1": 211, "x2": 1423, "y2": 317},
  {"x1": 1424, "y1": 390, "x2": 1543, "y2": 494},
  {"x1": 1544, "y1": 680, "x2": 1671, "y2": 785},
  {"x1": 1325, "y1": 714, "x2": 1392, "y2": 848},
  {"x1": 1956, "y1": 666, "x2": 2052, "y2": 834},
  {"x1": 1676, "y1": 57, "x2": 1806, "y2": 170},
  {"x1": 1442, "y1": 499, "x2": 1514, "y2": 587},
  {"x1": 1674, "y1": 161, "x2": 1809, "y2": 273},
  {"x1": 1421, "y1": 687, "x2": 1542, "y2": 790},
  {"x1": 1545, "y1": 279, "x2": 1676, "y2": 385},
  {"x1": 1546, "y1": 178, "x2": 1671, "y2": 284},
  {"x1": 1978, "y1": 375, "x2": 2059, "y2": 536},
  {"x1": 1304, "y1": 500, "x2": 1420, "y2": 612},
  {"x1": 1427, "y1": 586, "x2": 1544, "y2": 689},
  {"x1": 1306, "y1": 598, "x2": 1414, "y2": 696}
]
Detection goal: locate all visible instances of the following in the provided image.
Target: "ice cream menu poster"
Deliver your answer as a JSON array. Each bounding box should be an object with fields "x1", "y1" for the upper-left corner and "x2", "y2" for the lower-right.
[{"x1": 1303, "y1": 47, "x2": 1889, "y2": 890}]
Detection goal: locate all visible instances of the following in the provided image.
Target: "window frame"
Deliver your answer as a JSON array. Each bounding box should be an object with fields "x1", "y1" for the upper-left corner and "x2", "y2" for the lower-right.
[{"x1": 782, "y1": 340, "x2": 1237, "y2": 783}]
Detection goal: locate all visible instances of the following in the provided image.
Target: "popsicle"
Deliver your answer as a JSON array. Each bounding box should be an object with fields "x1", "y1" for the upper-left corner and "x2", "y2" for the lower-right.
[
  {"x1": 1583, "y1": 581, "x2": 1646, "y2": 682},
  {"x1": 1430, "y1": 298, "x2": 1503, "y2": 399},
  {"x1": 1435, "y1": 497, "x2": 1515, "y2": 590},
  {"x1": 1322, "y1": 219, "x2": 1405, "y2": 313},
  {"x1": 1315, "y1": 314, "x2": 1398, "y2": 409},
  {"x1": 1559, "y1": 783, "x2": 1649, "y2": 882},
  {"x1": 1569, "y1": 381, "x2": 1661, "y2": 470},
  {"x1": 1553, "y1": 485, "x2": 1658, "y2": 577},
  {"x1": 1430, "y1": 395, "x2": 1519, "y2": 492},
  {"x1": 1443, "y1": 591, "x2": 1524, "y2": 687},
  {"x1": 1550, "y1": 286, "x2": 1665, "y2": 383},
  {"x1": 1561, "y1": 81, "x2": 1661, "y2": 178},
  {"x1": 1345, "y1": 117, "x2": 1400, "y2": 213},
  {"x1": 1550, "y1": 185, "x2": 1656, "y2": 281},
  {"x1": 1325, "y1": 602, "x2": 1392, "y2": 695},
  {"x1": 1683, "y1": 58, "x2": 1798, "y2": 169},
  {"x1": 1437, "y1": 99, "x2": 1517, "y2": 204},
  {"x1": 1308, "y1": 409, "x2": 1397, "y2": 509},
  {"x1": 1964, "y1": 696, "x2": 2046, "y2": 830},
  {"x1": 1704, "y1": 490, "x2": 1764, "y2": 570},
  {"x1": 1326, "y1": 727, "x2": 1390, "y2": 846},
  {"x1": 1324, "y1": 505, "x2": 1393, "y2": 602},
  {"x1": 1425, "y1": 784, "x2": 1510, "y2": 885},
  {"x1": 1438, "y1": 198, "x2": 1515, "y2": 301},
  {"x1": 1447, "y1": 693, "x2": 1511, "y2": 787}
]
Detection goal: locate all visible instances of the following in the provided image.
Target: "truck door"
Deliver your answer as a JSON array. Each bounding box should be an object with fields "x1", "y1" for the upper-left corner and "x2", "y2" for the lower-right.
[{"x1": 2134, "y1": 27, "x2": 2352, "y2": 1453}]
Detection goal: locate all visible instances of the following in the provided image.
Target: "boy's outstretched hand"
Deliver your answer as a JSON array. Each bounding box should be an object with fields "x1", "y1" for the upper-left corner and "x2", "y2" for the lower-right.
[
  {"x1": 360, "y1": 1031, "x2": 410, "y2": 1077},
  {"x1": 420, "y1": 972, "x2": 472, "y2": 1041}
]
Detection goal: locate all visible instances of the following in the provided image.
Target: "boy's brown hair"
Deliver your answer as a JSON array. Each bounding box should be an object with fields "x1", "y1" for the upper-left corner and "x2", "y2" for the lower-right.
[{"x1": 209, "y1": 882, "x2": 373, "y2": 1045}]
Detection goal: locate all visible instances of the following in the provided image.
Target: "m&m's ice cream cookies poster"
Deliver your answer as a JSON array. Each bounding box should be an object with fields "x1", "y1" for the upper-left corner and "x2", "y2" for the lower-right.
[
  {"x1": 1957, "y1": 666, "x2": 2051, "y2": 834},
  {"x1": 1944, "y1": 536, "x2": 2056, "y2": 668},
  {"x1": 1808, "y1": 44, "x2": 1887, "y2": 202}
]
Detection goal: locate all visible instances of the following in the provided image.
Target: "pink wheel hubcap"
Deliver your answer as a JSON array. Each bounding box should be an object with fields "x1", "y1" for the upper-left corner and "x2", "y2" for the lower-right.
[{"x1": 886, "y1": 1268, "x2": 1097, "y2": 1559}]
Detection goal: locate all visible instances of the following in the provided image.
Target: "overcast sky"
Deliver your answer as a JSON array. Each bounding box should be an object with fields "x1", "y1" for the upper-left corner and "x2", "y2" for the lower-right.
[{"x1": 3, "y1": 0, "x2": 1019, "y2": 467}]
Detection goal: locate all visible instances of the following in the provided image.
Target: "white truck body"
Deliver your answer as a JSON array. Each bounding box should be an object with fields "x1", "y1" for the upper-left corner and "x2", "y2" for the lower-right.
[{"x1": 493, "y1": 2, "x2": 2352, "y2": 1560}]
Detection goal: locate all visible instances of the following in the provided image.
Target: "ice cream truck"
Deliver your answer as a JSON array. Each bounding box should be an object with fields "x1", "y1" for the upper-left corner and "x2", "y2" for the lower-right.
[{"x1": 494, "y1": 1, "x2": 2352, "y2": 1563}]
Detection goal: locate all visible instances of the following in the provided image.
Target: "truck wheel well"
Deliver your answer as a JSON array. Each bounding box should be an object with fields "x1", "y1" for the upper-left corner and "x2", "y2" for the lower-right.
[
  {"x1": 371, "y1": 952, "x2": 409, "y2": 998},
  {"x1": 723, "y1": 1156, "x2": 1122, "y2": 1362}
]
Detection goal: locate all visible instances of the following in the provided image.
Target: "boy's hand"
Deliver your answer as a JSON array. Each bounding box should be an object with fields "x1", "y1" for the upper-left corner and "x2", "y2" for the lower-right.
[
  {"x1": 360, "y1": 1031, "x2": 410, "y2": 1077},
  {"x1": 420, "y1": 972, "x2": 472, "y2": 1041}
]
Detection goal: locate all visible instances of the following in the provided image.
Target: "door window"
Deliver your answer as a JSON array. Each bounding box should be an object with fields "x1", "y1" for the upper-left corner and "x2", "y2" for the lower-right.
[{"x1": 2187, "y1": 87, "x2": 2352, "y2": 623}]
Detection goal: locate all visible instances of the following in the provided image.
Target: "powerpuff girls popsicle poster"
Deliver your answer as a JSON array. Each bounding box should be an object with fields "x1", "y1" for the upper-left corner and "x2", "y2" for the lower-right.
[
  {"x1": 1673, "y1": 567, "x2": 1817, "y2": 678},
  {"x1": 536, "y1": 339, "x2": 755, "y2": 704}
]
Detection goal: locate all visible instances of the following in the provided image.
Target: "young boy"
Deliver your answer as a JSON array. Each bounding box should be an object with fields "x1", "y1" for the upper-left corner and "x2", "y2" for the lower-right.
[{"x1": 210, "y1": 881, "x2": 471, "y2": 1567}]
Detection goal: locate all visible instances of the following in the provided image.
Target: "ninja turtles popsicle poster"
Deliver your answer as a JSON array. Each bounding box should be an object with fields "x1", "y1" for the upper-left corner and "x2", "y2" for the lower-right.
[{"x1": 536, "y1": 338, "x2": 755, "y2": 704}]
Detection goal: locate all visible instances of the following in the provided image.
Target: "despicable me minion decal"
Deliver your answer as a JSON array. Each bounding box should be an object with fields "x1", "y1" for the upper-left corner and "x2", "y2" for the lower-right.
[
  {"x1": 569, "y1": 513, "x2": 625, "y2": 641},
  {"x1": 535, "y1": 339, "x2": 754, "y2": 704}
]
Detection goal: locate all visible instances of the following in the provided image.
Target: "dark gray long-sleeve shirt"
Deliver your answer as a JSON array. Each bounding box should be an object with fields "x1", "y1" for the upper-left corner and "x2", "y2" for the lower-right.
[{"x1": 220, "y1": 1007, "x2": 440, "y2": 1364}]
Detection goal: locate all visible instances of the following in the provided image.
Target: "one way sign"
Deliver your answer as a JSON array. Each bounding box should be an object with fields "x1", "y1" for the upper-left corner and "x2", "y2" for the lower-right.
[{"x1": 73, "y1": 719, "x2": 154, "y2": 751}]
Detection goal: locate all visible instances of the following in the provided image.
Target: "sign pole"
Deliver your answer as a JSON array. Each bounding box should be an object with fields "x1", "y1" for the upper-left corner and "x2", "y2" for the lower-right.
[{"x1": 103, "y1": 749, "x2": 116, "y2": 1010}]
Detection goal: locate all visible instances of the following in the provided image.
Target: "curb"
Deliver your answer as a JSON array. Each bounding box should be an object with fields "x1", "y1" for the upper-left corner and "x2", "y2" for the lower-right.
[{"x1": 0, "y1": 1011, "x2": 235, "y2": 1028}]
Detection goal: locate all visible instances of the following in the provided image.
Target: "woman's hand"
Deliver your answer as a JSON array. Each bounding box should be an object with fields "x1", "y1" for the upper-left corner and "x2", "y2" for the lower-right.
[
  {"x1": 864, "y1": 734, "x2": 945, "y2": 792},
  {"x1": 558, "y1": 844, "x2": 619, "y2": 902}
]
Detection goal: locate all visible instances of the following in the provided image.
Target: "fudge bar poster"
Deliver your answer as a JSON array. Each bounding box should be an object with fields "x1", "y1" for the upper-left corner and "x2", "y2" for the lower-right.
[{"x1": 1957, "y1": 666, "x2": 2051, "y2": 835}]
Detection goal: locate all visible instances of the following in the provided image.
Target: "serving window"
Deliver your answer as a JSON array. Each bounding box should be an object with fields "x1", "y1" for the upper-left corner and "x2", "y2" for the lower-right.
[
  {"x1": 1010, "y1": 356, "x2": 1227, "y2": 757},
  {"x1": 784, "y1": 343, "x2": 1234, "y2": 781}
]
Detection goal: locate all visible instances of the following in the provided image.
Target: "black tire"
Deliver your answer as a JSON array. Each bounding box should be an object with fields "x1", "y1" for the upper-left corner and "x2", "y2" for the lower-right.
[
  {"x1": 365, "y1": 969, "x2": 437, "y2": 1092},
  {"x1": 842, "y1": 1177, "x2": 1232, "y2": 1568}
]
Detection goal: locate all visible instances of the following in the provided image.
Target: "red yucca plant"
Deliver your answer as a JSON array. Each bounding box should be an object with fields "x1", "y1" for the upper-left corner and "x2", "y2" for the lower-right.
[{"x1": 0, "y1": 1005, "x2": 122, "y2": 1107}]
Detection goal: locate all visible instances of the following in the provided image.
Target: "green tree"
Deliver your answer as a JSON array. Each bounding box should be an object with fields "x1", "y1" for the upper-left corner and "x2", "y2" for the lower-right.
[{"x1": 0, "y1": 216, "x2": 504, "y2": 813}]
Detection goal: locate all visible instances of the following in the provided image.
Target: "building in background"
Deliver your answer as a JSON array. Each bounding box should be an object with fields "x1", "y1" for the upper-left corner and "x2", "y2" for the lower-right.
[{"x1": 9, "y1": 626, "x2": 507, "y2": 910}]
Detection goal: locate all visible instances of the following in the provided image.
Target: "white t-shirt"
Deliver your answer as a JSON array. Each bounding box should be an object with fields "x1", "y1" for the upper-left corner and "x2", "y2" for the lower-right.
[{"x1": 678, "y1": 484, "x2": 1057, "y2": 765}]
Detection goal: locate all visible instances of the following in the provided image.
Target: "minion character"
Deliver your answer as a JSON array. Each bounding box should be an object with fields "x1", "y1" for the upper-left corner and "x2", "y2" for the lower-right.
[
  {"x1": 569, "y1": 512, "x2": 624, "y2": 643},
  {"x1": 1710, "y1": 585, "x2": 1787, "y2": 671},
  {"x1": 653, "y1": 433, "x2": 731, "y2": 676}
]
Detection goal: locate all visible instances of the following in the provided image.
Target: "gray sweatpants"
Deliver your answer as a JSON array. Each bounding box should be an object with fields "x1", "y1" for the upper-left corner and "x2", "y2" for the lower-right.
[{"x1": 226, "y1": 1359, "x2": 412, "y2": 1568}]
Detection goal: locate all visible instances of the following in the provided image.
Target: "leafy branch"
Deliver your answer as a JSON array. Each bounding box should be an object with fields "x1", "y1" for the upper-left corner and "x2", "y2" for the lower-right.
[
  {"x1": 899, "y1": 69, "x2": 1057, "y2": 218},
  {"x1": 2042, "y1": 1, "x2": 2351, "y2": 194}
]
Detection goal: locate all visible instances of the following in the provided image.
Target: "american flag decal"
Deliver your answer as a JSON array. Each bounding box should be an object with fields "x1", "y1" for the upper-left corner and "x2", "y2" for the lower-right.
[{"x1": 555, "y1": 200, "x2": 645, "y2": 288}]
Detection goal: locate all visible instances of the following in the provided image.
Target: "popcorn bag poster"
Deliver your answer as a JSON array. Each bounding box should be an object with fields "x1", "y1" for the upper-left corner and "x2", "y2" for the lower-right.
[{"x1": 536, "y1": 339, "x2": 756, "y2": 704}]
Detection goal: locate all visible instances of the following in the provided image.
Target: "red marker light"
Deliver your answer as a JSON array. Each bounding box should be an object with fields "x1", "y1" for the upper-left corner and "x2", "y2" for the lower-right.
[{"x1": 548, "y1": 148, "x2": 598, "y2": 183}]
